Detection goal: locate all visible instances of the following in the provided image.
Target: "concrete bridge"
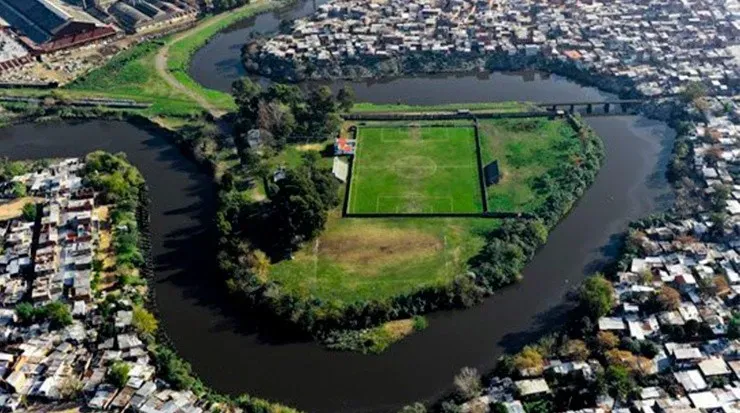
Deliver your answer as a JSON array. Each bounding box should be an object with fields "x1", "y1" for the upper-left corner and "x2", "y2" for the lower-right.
[{"x1": 536, "y1": 99, "x2": 648, "y2": 114}]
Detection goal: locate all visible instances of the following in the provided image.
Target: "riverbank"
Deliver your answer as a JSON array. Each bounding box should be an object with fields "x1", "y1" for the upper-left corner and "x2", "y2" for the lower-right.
[{"x1": 0, "y1": 1, "x2": 682, "y2": 408}]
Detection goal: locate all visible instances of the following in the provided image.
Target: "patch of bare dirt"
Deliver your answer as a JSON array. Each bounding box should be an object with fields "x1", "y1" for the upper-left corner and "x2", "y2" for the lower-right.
[{"x1": 319, "y1": 227, "x2": 442, "y2": 272}]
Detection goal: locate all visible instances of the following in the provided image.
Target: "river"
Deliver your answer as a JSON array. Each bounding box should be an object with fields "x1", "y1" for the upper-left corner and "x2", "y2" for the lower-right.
[{"x1": 0, "y1": 3, "x2": 676, "y2": 412}]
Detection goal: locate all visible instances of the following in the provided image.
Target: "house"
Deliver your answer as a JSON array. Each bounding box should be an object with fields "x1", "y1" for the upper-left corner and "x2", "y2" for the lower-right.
[
  {"x1": 515, "y1": 379, "x2": 550, "y2": 397},
  {"x1": 674, "y1": 370, "x2": 708, "y2": 392}
]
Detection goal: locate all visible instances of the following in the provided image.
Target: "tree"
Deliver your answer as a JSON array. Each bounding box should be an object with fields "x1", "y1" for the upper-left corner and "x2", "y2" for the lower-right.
[
  {"x1": 513, "y1": 346, "x2": 544, "y2": 373},
  {"x1": 11, "y1": 182, "x2": 25, "y2": 198},
  {"x1": 656, "y1": 285, "x2": 681, "y2": 311},
  {"x1": 246, "y1": 250, "x2": 271, "y2": 282},
  {"x1": 132, "y1": 306, "x2": 158, "y2": 337},
  {"x1": 579, "y1": 275, "x2": 615, "y2": 319},
  {"x1": 15, "y1": 302, "x2": 36, "y2": 325},
  {"x1": 232, "y1": 78, "x2": 262, "y2": 109},
  {"x1": 596, "y1": 331, "x2": 619, "y2": 351},
  {"x1": 337, "y1": 85, "x2": 356, "y2": 112},
  {"x1": 265, "y1": 83, "x2": 303, "y2": 107},
  {"x1": 397, "y1": 403, "x2": 426, "y2": 413},
  {"x1": 107, "y1": 361, "x2": 130, "y2": 388},
  {"x1": 604, "y1": 365, "x2": 636, "y2": 401},
  {"x1": 21, "y1": 202, "x2": 36, "y2": 222},
  {"x1": 710, "y1": 183, "x2": 731, "y2": 211},
  {"x1": 560, "y1": 339, "x2": 590, "y2": 361},
  {"x1": 605, "y1": 349, "x2": 637, "y2": 370},
  {"x1": 256, "y1": 99, "x2": 295, "y2": 148},
  {"x1": 44, "y1": 301, "x2": 72, "y2": 329},
  {"x1": 710, "y1": 212, "x2": 728, "y2": 237},
  {"x1": 59, "y1": 377, "x2": 83, "y2": 400},
  {"x1": 680, "y1": 82, "x2": 707, "y2": 102},
  {"x1": 304, "y1": 86, "x2": 341, "y2": 137},
  {"x1": 269, "y1": 169, "x2": 329, "y2": 250},
  {"x1": 728, "y1": 316, "x2": 740, "y2": 339},
  {"x1": 153, "y1": 347, "x2": 196, "y2": 390},
  {"x1": 453, "y1": 367, "x2": 481, "y2": 400}
]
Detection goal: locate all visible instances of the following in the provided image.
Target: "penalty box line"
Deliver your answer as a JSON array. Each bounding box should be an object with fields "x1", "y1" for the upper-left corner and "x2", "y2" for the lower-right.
[{"x1": 376, "y1": 194, "x2": 455, "y2": 213}]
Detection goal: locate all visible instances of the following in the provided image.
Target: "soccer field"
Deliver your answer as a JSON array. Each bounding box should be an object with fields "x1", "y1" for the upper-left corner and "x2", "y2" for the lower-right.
[{"x1": 348, "y1": 125, "x2": 484, "y2": 214}]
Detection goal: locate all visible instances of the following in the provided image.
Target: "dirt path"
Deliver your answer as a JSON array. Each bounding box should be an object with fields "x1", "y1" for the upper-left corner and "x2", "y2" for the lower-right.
[{"x1": 153, "y1": 18, "x2": 231, "y2": 119}]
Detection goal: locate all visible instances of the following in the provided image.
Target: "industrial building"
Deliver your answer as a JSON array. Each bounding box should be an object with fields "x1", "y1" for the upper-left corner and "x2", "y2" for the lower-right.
[{"x1": 0, "y1": 0, "x2": 115, "y2": 53}]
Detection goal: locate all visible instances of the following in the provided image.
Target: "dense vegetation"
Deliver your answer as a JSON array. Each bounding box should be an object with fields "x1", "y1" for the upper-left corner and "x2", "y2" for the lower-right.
[
  {"x1": 479, "y1": 117, "x2": 586, "y2": 212},
  {"x1": 323, "y1": 316, "x2": 428, "y2": 354}
]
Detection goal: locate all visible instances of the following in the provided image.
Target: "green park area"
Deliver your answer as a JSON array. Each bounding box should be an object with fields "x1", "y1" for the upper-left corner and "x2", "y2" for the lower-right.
[
  {"x1": 267, "y1": 115, "x2": 582, "y2": 305},
  {"x1": 348, "y1": 124, "x2": 483, "y2": 214}
]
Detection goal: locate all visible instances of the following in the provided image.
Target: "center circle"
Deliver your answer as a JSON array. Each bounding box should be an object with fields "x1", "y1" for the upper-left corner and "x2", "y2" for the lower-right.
[{"x1": 393, "y1": 155, "x2": 437, "y2": 178}]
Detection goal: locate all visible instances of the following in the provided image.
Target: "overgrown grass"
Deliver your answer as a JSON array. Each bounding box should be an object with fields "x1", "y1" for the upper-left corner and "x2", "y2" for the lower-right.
[
  {"x1": 323, "y1": 316, "x2": 428, "y2": 354},
  {"x1": 478, "y1": 117, "x2": 581, "y2": 212},
  {"x1": 66, "y1": 41, "x2": 203, "y2": 117},
  {"x1": 268, "y1": 210, "x2": 497, "y2": 303}
]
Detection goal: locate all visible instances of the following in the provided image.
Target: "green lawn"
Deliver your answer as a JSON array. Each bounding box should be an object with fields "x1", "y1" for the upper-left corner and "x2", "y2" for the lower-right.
[
  {"x1": 348, "y1": 125, "x2": 482, "y2": 214},
  {"x1": 478, "y1": 117, "x2": 581, "y2": 212},
  {"x1": 268, "y1": 212, "x2": 497, "y2": 303}
]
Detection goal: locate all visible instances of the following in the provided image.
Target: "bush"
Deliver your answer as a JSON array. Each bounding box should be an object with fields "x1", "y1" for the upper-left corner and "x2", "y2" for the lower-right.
[
  {"x1": 412, "y1": 315, "x2": 428, "y2": 331},
  {"x1": 21, "y1": 202, "x2": 36, "y2": 222},
  {"x1": 132, "y1": 306, "x2": 158, "y2": 338},
  {"x1": 453, "y1": 367, "x2": 481, "y2": 400},
  {"x1": 579, "y1": 275, "x2": 615, "y2": 319},
  {"x1": 107, "y1": 361, "x2": 130, "y2": 388}
]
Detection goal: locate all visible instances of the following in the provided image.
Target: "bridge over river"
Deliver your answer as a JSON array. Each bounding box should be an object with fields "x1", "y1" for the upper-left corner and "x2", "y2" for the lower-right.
[{"x1": 537, "y1": 97, "x2": 668, "y2": 114}]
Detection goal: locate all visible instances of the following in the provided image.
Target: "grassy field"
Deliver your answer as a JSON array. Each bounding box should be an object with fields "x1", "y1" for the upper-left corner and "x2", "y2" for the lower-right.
[
  {"x1": 65, "y1": 41, "x2": 203, "y2": 117},
  {"x1": 479, "y1": 117, "x2": 581, "y2": 212},
  {"x1": 268, "y1": 211, "x2": 497, "y2": 303},
  {"x1": 348, "y1": 125, "x2": 482, "y2": 214}
]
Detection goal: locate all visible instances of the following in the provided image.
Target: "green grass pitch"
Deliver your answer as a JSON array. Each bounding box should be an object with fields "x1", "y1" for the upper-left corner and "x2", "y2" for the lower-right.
[{"x1": 348, "y1": 125, "x2": 483, "y2": 214}]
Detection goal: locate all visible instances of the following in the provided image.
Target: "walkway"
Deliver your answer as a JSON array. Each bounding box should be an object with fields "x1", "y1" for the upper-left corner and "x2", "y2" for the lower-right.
[
  {"x1": 154, "y1": 21, "x2": 230, "y2": 119},
  {"x1": 155, "y1": 47, "x2": 225, "y2": 119}
]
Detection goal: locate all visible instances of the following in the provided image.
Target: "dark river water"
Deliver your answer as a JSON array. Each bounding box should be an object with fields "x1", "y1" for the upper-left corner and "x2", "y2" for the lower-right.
[{"x1": 0, "y1": 2, "x2": 676, "y2": 412}]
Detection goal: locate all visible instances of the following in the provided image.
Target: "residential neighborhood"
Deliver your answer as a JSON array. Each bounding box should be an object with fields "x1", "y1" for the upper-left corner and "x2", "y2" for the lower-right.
[
  {"x1": 437, "y1": 97, "x2": 740, "y2": 412},
  {"x1": 0, "y1": 158, "x2": 204, "y2": 412},
  {"x1": 249, "y1": 0, "x2": 740, "y2": 97}
]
